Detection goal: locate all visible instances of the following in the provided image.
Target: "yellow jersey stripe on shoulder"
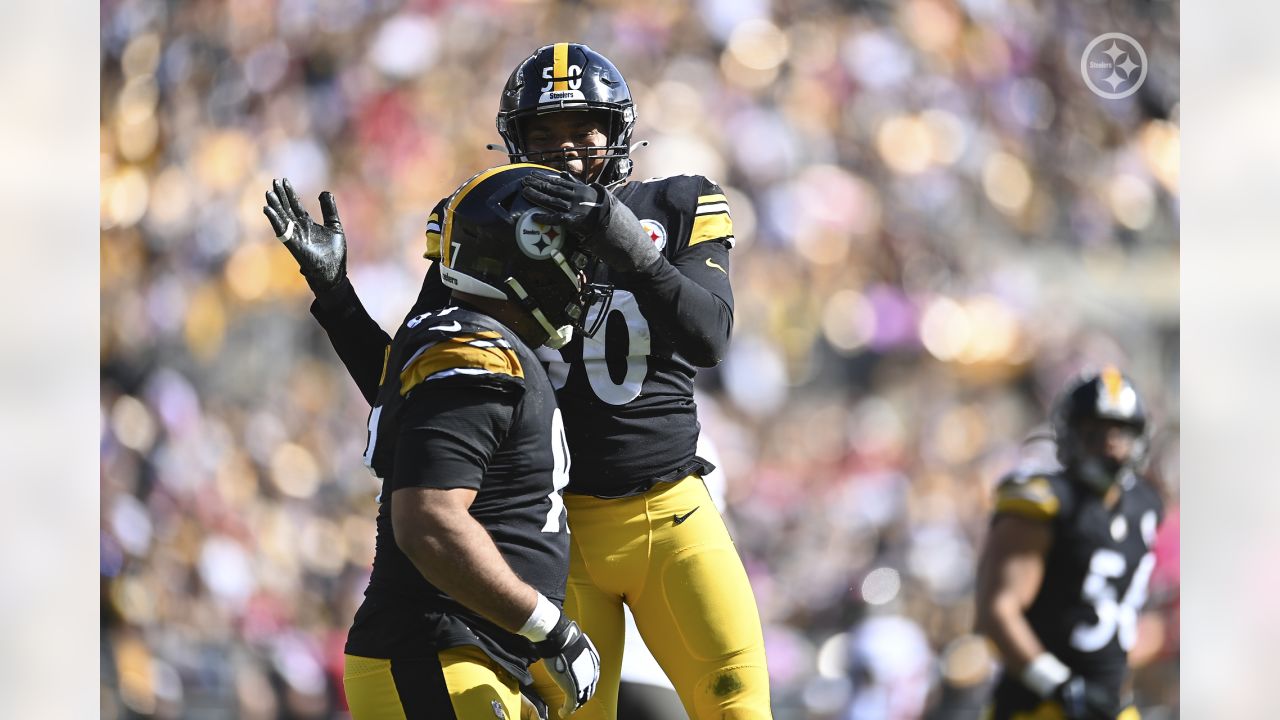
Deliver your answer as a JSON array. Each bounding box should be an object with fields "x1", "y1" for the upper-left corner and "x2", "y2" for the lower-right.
[
  {"x1": 994, "y1": 476, "x2": 1060, "y2": 521},
  {"x1": 423, "y1": 212, "x2": 442, "y2": 259},
  {"x1": 697, "y1": 193, "x2": 728, "y2": 205},
  {"x1": 994, "y1": 496, "x2": 1060, "y2": 522},
  {"x1": 689, "y1": 212, "x2": 734, "y2": 247},
  {"x1": 399, "y1": 333, "x2": 523, "y2": 395}
]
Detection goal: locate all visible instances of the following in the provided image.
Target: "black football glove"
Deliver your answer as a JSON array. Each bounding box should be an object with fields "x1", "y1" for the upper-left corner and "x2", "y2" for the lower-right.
[
  {"x1": 263, "y1": 177, "x2": 347, "y2": 294},
  {"x1": 1053, "y1": 675, "x2": 1120, "y2": 720},
  {"x1": 521, "y1": 171, "x2": 659, "y2": 273},
  {"x1": 531, "y1": 614, "x2": 600, "y2": 718},
  {"x1": 521, "y1": 170, "x2": 606, "y2": 231}
]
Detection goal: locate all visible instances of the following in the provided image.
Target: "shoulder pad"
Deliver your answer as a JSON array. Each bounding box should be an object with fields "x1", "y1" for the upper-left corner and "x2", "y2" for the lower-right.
[
  {"x1": 993, "y1": 471, "x2": 1064, "y2": 522},
  {"x1": 690, "y1": 176, "x2": 734, "y2": 249},
  {"x1": 627, "y1": 174, "x2": 736, "y2": 249},
  {"x1": 647, "y1": 174, "x2": 734, "y2": 249},
  {"x1": 633, "y1": 173, "x2": 722, "y2": 201},
  {"x1": 422, "y1": 196, "x2": 449, "y2": 260},
  {"x1": 396, "y1": 308, "x2": 525, "y2": 395}
]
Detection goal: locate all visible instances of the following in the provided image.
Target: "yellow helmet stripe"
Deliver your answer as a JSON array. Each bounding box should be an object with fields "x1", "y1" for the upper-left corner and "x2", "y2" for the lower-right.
[
  {"x1": 553, "y1": 42, "x2": 569, "y2": 91},
  {"x1": 1101, "y1": 365, "x2": 1124, "y2": 403},
  {"x1": 442, "y1": 163, "x2": 550, "y2": 267}
]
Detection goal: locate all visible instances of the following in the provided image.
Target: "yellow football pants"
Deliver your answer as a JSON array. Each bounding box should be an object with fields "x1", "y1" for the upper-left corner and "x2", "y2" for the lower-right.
[
  {"x1": 344, "y1": 645, "x2": 524, "y2": 719},
  {"x1": 530, "y1": 476, "x2": 771, "y2": 719}
]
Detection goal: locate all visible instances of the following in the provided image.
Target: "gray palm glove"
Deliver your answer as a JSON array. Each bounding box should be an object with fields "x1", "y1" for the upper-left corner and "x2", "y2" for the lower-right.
[
  {"x1": 521, "y1": 171, "x2": 659, "y2": 273},
  {"x1": 532, "y1": 614, "x2": 600, "y2": 718},
  {"x1": 263, "y1": 178, "x2": 347, "y2": 294}
]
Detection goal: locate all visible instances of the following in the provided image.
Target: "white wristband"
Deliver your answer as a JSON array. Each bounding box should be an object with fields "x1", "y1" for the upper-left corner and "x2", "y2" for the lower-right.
[
  {"x1": 1021, "y1": 652, "x2": 1070, "y2": 698},
  {"x1": 517, "y1": 593, "x2": 562, "y2": 643}
]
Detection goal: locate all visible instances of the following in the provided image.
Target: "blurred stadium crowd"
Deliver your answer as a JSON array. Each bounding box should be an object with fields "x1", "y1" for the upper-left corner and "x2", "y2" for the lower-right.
[{"x1": 99, "y1": 0, "x2": 1180, "y2": 717}]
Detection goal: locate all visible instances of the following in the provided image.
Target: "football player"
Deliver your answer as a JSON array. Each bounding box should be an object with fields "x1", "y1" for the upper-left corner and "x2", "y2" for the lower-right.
[
  {"x1": 268, "y1": 43, "x2": 771, "y2": 720},
  {"x1": 974, "y1": 367, "x2": 1164, "y2": 720},
  {"x1": 264, "y1": 166, "x2": 603, "y2": 719}
]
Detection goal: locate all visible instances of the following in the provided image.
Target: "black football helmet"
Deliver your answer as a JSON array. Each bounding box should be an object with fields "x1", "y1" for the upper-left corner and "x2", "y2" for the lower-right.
[
  {"x1": 1052, "y1": 366, "x2": 1150, "y2": 492},
  {"x1": 438, "y1": 163, "x2": 612, "y2": 349},
  {"x1": 495, "y1": 43, "x2": 637, "y2": 187}
]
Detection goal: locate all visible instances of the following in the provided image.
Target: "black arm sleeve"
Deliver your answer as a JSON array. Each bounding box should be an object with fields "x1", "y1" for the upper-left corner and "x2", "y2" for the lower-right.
[
  {"x1": 627, "y1": 240, "x2": 735, "y2": 368},
  {"x1": 310, "y1": 264, "x2": 454, "y2": 406},
  {"x1": 391, "y1": 382, "x2": 519, "y2": 493},
  {"x1": 309, "y1": 276, "x2": 391, "y2": 405}
]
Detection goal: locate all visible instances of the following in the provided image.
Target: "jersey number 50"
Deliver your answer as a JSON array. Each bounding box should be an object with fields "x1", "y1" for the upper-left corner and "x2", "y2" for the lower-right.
[{"x1": 543, "y1": 290, "x2": 652, "y2": 406}]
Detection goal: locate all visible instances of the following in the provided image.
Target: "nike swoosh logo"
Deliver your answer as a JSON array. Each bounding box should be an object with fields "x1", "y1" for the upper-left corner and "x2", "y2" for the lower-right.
[
  {"x1": 673, "y1": 507, "x2": 699, "y2": 525},
  {"x1": 430, "y1": 322, "x2": 461, "y2": 332},
  {"x1": 705, "y1": 258, "x2": 726, "y2": 274}
]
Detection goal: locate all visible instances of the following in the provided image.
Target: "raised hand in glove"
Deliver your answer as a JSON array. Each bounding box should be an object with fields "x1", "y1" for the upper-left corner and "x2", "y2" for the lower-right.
[
  {"x1": 532, "y1": 614, "x2": 600, "y2": 718},
  {"x1": 263, "y1": 178, "x2": 347, "y2": 294},
  {"x1": 1053, "y1": 675, "x2": 1120, "y2": 720},
  {"x1": 521, "y1": 170, "x2": 606, "y2": 231},
  {"x1": 521, "y1": 171, "x2": 659, "y2": 274}
]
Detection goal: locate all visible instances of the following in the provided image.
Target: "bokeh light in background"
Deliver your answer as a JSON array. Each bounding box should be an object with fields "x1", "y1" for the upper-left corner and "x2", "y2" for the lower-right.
[{"x1": 99, "y1": 0, "x2": 1179, "y2": 717}]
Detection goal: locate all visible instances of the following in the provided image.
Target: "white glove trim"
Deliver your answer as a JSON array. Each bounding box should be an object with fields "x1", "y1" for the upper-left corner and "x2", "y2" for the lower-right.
[{"x1": 517, "y1": 593, "x2": 562, "y2": 643}]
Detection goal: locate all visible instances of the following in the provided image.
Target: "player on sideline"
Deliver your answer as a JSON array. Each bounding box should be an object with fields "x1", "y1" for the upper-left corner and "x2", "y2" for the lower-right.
[{"x1": 975, "y1": 367, "x2": 1163, "y2": 720}]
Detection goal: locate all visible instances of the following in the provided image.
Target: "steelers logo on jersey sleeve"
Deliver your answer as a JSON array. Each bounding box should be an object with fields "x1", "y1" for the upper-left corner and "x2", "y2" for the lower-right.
[
  {"x1": 515, "y1": 210, "x2": 566, "y2": 259},
  {"x1": 639, "y1": 218, "x2": 667, "y2": 252}
]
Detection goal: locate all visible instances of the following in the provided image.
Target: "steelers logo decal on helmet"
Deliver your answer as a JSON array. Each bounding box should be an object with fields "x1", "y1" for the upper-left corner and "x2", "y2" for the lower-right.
[
  {"x1": 639, "y1": 219, "x2": 667, "y2": 252},
  {"x1": 515, "y1": 210, "x2": 566, "y2": 259}
]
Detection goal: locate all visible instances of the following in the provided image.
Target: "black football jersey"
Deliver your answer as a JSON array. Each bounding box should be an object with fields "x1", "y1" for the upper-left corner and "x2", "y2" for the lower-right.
[
  {"x1": 989, "y1": 470, "x2": 1164, "y2": 717},
  {"x1": 344, "y1": 305, "x2": 570, "y2": 683},
  {"x1": 411, "y1": 174, "x2": 735, "y2": 497},
  {"x1": 537, "y1": 174, "x2": 734, "y2": 496}
]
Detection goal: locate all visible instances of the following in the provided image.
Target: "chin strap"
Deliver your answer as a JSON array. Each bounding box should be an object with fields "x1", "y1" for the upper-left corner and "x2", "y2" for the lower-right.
[{"x1": 505, "y1": 276, "x2": 574, "y2": 349}]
